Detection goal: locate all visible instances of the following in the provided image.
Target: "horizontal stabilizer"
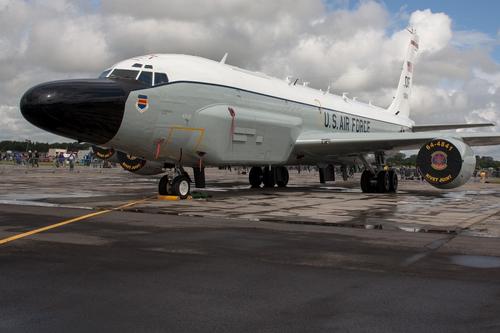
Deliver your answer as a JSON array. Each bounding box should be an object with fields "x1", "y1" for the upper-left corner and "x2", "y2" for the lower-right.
[{"x1": 412, "y1": 123, "x2": 495, "y2": 132}]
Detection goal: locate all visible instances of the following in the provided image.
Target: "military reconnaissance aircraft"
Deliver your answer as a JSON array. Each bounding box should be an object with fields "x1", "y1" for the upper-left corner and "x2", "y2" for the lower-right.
[{"x1": 20, "y1": 31, "x2": 500, "y2": 198}]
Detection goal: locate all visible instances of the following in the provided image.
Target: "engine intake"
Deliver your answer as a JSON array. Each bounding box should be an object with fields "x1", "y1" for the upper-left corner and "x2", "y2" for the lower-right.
[
  {"x1": 117, "y1": 151, "x2": 164, "y2": 175},
  {"x1": 92, "y1": 145, "x2": 115, "y2": 160},
  {"x1": 416, "y1": 138, "x2": 475, "y2": 189}
]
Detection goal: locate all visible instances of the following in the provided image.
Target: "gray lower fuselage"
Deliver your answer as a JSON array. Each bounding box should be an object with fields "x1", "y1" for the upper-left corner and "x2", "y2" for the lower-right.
[{"x1": 106, "y1": 81, "x2": 407, "y2": 166}]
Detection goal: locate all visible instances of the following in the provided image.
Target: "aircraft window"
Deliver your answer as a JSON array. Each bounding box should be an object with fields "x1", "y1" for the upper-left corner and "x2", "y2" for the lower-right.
[
  {"x1": 132, "y1": 63, "x2": 143, "y2": 68},
  {"x1": 145, "y1": 65, "x2": 153, "y2": 69},
  {"x1": 154, "y1": 72, "x2": 169, "y2": 85},
  {"x1": 98, "y1": 69, "x2": 111, "y2": 78},
  {"x1": 138, "y1": 71, "x2": 153, "y2": 86},
  {"x1": 108, "y1": 69, "x2": 140, "y2": 80}
]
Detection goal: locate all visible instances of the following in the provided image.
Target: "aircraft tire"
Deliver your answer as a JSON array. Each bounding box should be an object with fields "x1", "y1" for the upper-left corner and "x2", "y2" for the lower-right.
[
  {"x1": 158, "y1": 175, "x2": 169, "y2": 195},
  {"x1": 376, "y1": 171, "x2": 390, "y2": 193},
  {"x1": 388, "y1": 170, "x2": 398, "y2": 192},
  {"x1": 276, "y1": 167, "x2": 289, "y2": 188},
  {"x1": 172, "y1": 175, "x2": 190, "y2": 199},
  {"x1": 360, "y1": 170, "x2": 374, "y2": 193},
  {"x1": 249, "y1": 167, "x2": 263, "y2": 188},
  {"x1": 263, "y1": 166, "x2": 275, "y2": 188}
]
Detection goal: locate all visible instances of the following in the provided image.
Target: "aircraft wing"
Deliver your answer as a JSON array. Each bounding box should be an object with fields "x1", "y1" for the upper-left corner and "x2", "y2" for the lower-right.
[
  {"x1": 412, "y1": 123, "x2": 495, "y2": 132},
  {"x1": 294, "y1": 131, "x2": 500, "y2": 156}
]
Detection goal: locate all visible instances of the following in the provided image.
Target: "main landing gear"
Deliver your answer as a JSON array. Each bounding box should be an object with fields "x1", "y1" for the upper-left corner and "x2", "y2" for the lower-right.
[
  {"x1": 158, "y1": 167, "x2": 191, "y2": 199},
  {"x1": 249, "y1": 166, "x2": 289, "y2": 188},
  {"x1": 360, "y1": 153, "x2": 398, "y2": 193},
  {"x1": 360, "y1": 169, "x2": 398, "y2": 193}
]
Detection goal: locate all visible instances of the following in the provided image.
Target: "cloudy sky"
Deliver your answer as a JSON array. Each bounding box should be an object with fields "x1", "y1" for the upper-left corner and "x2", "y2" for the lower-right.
[{"x1": 1, "y1": 0, "x2": 500, "y2": 157}]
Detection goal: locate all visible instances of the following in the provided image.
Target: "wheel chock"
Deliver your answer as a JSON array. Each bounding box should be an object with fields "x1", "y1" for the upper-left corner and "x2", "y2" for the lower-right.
[{"x1": 157, "y1": 195, "x2": 192, "y2": 201}]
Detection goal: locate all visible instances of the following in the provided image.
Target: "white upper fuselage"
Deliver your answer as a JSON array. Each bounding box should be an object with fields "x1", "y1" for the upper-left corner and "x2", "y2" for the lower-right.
[{"x1": 109, "y1": 54, "x2": 414, "y2": 129}]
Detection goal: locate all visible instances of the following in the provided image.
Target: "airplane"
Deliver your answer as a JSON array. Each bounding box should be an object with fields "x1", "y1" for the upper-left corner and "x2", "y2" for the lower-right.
[{"x1": 20, "y1": 30, "x2": 500, "y2": 199}]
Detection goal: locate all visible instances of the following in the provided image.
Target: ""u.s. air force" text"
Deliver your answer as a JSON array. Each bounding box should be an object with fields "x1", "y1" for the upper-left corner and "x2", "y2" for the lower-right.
[{"x1": 323, "y1": 111, "x2": 370, "y2": 132}]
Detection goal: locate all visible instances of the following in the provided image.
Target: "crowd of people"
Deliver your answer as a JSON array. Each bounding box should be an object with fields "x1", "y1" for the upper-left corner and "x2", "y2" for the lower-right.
[
  {"x1": 0, "y1": 151, "x2": 111, "y2": 170},
  {"x1": 53, "y1": 152, "x2": 77, "y2": 171},
  {"x1": 0, "y1": 150, "x2": 41, "y2": 167}
]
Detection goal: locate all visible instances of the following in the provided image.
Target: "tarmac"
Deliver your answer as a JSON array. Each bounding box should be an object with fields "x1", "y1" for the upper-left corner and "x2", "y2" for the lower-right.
[{"x1": 1, "y1": 164, "x2": 500, "y2": 332}]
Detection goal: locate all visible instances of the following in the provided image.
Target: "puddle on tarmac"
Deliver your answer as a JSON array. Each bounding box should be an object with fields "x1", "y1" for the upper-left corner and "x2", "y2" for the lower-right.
[
  {"x1": 0, "y1": 192, "x2": 102, "y2": 201},
  {"x1": 0, "y1": 199, "x2": 92, "y2": 210},
  {"x1": 450, "y1": 255, "x2": 500, "y2": 268}
]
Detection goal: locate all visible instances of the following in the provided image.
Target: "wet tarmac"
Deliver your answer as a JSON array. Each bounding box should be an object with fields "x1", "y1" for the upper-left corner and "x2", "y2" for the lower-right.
[
  {"x1": 1, "y1": 164, "x2": 499, "y2": 236},
  {"x1": 1, "y1": 164, "x2": 500, "y2": 332}
]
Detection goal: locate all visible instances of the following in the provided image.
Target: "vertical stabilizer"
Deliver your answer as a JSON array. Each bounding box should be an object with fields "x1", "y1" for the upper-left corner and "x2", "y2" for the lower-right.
[{"x1": 387, "y1": 29, "x2": 419, "y2": 118}]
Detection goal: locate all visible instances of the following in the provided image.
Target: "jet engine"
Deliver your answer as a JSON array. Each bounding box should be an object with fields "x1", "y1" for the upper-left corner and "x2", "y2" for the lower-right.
[
  {"x1": 416, "y1": 138, "x2": 476, "y2": 189},
  {"x1": 92, "y1": 145, "x2": 118, "y2": 163},
  {"x1": 117, "y1": 151, "x2": 164, "y2": 175}
]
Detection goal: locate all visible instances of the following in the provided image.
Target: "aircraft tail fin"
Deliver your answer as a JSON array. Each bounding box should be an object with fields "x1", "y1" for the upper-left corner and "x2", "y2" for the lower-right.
[{"x1": 387, "y1": 29, "x2": 419, "y2": 118}]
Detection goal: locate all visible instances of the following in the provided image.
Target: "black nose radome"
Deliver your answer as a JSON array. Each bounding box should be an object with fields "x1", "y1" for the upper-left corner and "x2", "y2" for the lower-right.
[{"x1": 20, "y1": 79, "x2": 143, "y2": 145}]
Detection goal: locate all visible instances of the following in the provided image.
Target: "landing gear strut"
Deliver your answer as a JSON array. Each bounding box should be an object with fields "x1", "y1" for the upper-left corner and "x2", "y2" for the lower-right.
[
  {"x1": 249, "y1": 166, "x2": 289, "y2": 188},
  {"x1": 158, "y1": 166, "x2": 191, "y2": 199},
  {"x1": 360, "y1": 153, "x2": 398, "y2": 193}
]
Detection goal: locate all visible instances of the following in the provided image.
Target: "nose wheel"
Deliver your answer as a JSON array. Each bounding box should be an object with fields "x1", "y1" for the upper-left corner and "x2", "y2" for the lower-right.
[
  {"x1": 158, "y1": 168, "x2": 191, "y2": 199},
  {"x1": 172, "y1": 175, "x2": 191, "y2": 199}
]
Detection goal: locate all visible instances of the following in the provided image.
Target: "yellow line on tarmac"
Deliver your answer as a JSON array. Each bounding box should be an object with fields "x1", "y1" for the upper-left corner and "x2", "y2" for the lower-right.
[{"x1": 0, "y1": 198, "x2": 150, "y2": 245}]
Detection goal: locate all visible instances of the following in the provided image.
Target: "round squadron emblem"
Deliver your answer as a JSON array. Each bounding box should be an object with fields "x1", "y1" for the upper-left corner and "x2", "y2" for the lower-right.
[{"x1": 430, "y1": 151, "x2": 448, "y2": 171}]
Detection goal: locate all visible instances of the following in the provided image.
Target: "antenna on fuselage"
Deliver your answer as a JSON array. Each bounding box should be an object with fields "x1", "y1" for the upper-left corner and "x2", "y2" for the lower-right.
[{"x1": 220, "y1": 53, "x2": 228, "y2": 64}]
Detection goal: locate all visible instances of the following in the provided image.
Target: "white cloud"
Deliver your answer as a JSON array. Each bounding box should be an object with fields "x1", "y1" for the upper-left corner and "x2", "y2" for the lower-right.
[
  {"x1": 0, "y1": 105, "x2": 67, "y2": 141},
  {"x1": 0, "y1": 0, "x2": 499, "y2": 157},
  {"x1": 25, "y1": 15, "x2": 110, "y2": 73},
  {"x1": 453, "y1": 30, "x2": 497, "y2": 48},
  {"x1": 409, "y1": 9, "x2": 452, "y2": 53}
]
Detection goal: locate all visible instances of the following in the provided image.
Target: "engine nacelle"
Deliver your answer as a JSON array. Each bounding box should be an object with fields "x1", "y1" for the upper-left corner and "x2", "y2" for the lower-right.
[
  {"x1": 92, "y1": 145, "x2": 119, "y2": 163},
  {"x1": 117, "y1": 151, "x2": 164, "y2": 175},
  {"x1": 416, "y1": 138, "x2": 475, "y2": 189}
]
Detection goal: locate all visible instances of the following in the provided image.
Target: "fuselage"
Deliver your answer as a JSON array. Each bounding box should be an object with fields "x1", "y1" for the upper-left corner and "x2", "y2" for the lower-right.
[
  {"x1": 21, "y1": 53, "x2": 414, "y2": 167},
  {"x1": 105, "y1": 54, "x2": 413, "y2": 166}
]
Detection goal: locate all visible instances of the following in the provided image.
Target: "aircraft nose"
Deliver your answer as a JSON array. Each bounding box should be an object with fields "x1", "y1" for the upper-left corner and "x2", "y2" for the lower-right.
[{"x1": 20, "y1": 79, "x2": 139, "y2": 144}]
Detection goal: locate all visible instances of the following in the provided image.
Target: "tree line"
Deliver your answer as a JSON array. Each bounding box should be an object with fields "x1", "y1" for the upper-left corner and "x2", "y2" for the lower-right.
[{"x1": 0, "y1": 140, "x2": 91, "y2": 153}]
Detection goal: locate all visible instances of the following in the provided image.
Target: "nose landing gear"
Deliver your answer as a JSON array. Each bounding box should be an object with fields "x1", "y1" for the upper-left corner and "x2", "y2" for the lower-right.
[{"x1": 158, "y1": 167, "x2": 191, "y2": 199}]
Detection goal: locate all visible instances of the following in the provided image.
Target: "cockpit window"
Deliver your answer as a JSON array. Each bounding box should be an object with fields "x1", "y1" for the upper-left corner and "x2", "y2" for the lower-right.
[
  {"x1": 154, "y1": 72, "x2": 169, "y2": 85},
  {"x1": 145, "y1": 65, "x2": 153, "y2": 69},
  {"x1": 108, "y1": 69, "x2": 140, "y2": 80},
  {"x1": 132, "y1": 63, "x2": 143, "y2": 68},
  {"x1": 99, "y1": 69, "x2": 111, "y2": 78},
  {"x1": 138, "y1": 71, "x2": 153, "y2": 86},
  {"x1": 103, "y1": 68, "x2": 167, "y2": 86}
]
